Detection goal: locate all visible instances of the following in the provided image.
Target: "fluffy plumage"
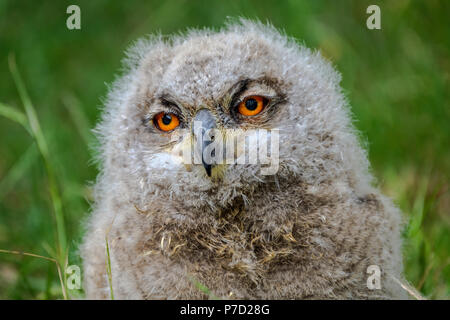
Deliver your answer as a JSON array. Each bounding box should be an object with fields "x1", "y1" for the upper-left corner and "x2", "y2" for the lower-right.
[{"x1": 81, "y1": 20, "x2": 407, "y2": 299}]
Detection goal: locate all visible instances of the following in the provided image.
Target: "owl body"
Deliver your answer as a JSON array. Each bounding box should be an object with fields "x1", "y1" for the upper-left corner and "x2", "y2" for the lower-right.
[{"x1": 81, "y1": 20, "x2": 407, "y2": 299}]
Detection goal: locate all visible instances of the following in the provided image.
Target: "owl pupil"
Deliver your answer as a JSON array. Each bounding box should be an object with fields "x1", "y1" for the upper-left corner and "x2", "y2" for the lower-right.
[
  {"x1": 162, "y1": 114, "x2": 172, "y2": 125},
  {"x1": 245, "y1": 98, "x2": 258, "y2": 111}
]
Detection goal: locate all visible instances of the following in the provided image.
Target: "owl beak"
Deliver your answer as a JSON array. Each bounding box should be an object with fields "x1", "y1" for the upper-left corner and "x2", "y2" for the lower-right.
[{"x1": 192, "y1": 109, "x2": 217, "y2": 177}]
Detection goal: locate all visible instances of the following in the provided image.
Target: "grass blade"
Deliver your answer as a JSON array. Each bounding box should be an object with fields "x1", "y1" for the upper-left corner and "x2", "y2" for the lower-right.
[
  {"x1": 62, "y1": 93, "x2": 92, "y2": 147},
  {"x1": 105, "y1": 236, "x2": 115, "y2": 300},
  {"x1": 0, "y1": 143, "x2": 38, "y2": 199},
  {"x1": 0, "y1": 102, "x2": 31, "y2": 134},
  {"x1": 390, "y1": 275, "x2": 427, "y2": 300},
  {"x1": 0, "y1": 249, "x2": 67, "y2": 300},
  {"x1": 8, "y1": 54, "x2": 67, "y2": 263},
  {"x1": 187, "y1": 275, "x2": 220, "y2": 300}
]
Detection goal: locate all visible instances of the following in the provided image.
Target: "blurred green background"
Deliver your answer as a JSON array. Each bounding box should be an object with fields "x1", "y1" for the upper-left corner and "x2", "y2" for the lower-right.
[{"x1": 0, "y1": 0, "x2": 448, "y2": 299}]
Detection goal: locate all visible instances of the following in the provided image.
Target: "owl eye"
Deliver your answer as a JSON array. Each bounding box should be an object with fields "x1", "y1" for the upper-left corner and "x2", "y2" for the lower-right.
[
  {"x1": 153, "y1": 112, "x2": 180, "y2": 132},
  {"x1": 237, "y1": 95, "x2": 268, "y2": 116}
]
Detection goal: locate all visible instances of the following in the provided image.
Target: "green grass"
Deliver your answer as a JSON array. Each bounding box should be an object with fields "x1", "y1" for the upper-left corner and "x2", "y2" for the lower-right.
[
  {"x1": 105, "y1": 236, "x2": 114, "y2": 300},
  {"x1": 0, "y1": 0, "x2": 448, "y2": 299}
]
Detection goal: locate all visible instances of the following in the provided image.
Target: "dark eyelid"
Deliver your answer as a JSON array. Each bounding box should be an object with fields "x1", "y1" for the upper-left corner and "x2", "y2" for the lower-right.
[
  {"x1": 156, "y1": 96, "x2": 183, "y2": 118},
  {"x1": 142, "y1": 97, "x2": 184, "y2": 131},
  {"x1": 160, "y1": 96, "x2": 180, "y2": 110},
  {"x1": 229, "y1": 79, "x2": 250, "y2": 108}
]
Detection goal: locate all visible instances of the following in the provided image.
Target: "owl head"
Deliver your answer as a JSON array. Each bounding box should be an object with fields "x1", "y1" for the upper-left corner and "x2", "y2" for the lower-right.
[{"x1": 96, "y1": 20, "x2": 372, "y2": 222}]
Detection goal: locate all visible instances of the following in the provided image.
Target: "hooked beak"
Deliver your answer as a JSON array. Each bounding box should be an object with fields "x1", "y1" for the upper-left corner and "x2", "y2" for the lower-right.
[{"x1": 192, "y1": 109, "x2": 217, "y2": 177}]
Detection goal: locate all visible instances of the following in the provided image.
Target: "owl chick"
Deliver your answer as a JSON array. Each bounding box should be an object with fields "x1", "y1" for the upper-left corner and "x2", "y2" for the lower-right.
[{"x1": 81, "y1": 20, "x2": 407, "y2": 299}]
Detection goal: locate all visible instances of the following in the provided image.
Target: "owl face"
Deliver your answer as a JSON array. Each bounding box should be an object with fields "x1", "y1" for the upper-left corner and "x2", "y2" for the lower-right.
[
  {"x1": 143, "y1": 77, "x2": 285, "y2": 177},
  {"x1": 103, "y1": 22, "x2": 366, "y2": 213}
]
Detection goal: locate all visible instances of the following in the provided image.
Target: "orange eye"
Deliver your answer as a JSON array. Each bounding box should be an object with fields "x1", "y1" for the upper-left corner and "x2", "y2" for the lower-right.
[
  {"x1": 238, "y1": 95, "x2": 267, "y2": 116},
  {"x1": 153, "y1": 112, "x2": 180, "y2": 132}
]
